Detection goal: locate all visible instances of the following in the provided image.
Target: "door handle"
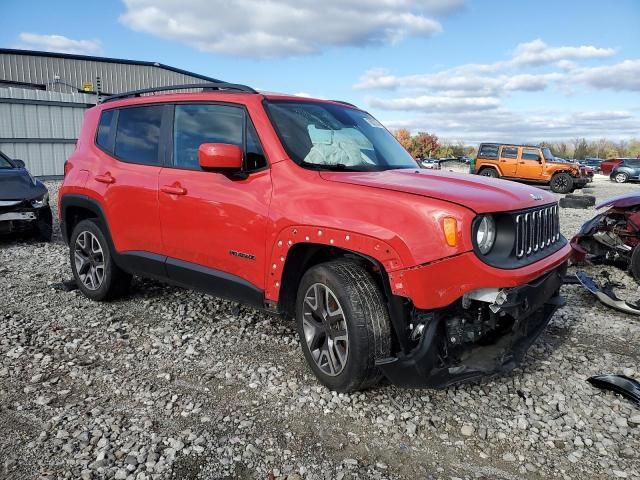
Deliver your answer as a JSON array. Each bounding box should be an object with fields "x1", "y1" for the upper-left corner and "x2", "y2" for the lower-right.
[
  {"x1": 519, "y1": 162, "x2": 525, "y2": 164},
  {"x1": 500, "y1": 160, "x2": 507, "y2": 162},
  {"x1": 161, "y1": 184, "x2": 187, "y2": 195},
  {"x1": 95, "y1": 172, "x2": 115, "y2": 184}
]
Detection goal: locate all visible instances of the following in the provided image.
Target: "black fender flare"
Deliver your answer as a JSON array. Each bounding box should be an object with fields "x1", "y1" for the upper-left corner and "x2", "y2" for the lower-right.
[{"x1": 59, "y1": 194, "x2": 116, "y2": 253}]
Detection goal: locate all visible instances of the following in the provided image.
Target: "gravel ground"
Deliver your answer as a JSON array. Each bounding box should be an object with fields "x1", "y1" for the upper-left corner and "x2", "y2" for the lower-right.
[{"x1": 1, "y1": 175, "x2": 639, "y2": 480}]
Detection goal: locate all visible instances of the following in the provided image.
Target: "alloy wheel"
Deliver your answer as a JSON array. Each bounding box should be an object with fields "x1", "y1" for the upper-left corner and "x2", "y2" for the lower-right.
[
  {"x1": 301, "y1": 283, "x2": 349, "y2": 376},
  {"x1": 615, "y1": 173, "x2": 627, "y2": 183},
  {"x1": 74, "y1": 231, "x2": 105, "y2": 290}
]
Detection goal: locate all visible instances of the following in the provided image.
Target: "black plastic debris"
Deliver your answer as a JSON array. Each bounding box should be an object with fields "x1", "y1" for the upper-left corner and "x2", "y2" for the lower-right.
[
  {"x1": 52, "y1": 279, "x2": 78, "y2": 292},
  {"x1": 588, "y1": 374, "x2": 640, "y2": 407}
]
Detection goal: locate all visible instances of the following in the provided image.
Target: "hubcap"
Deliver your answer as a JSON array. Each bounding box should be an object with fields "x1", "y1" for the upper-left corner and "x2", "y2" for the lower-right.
[
  {"x1": 302, "y1": 283, "x2": 349, "y2": 376},
  {"x1": 74, "y1": 231, "x2": 105, "y2": 290},
  {"x1": 616, "y1": 174, "x2": 626, "y2": 183}
]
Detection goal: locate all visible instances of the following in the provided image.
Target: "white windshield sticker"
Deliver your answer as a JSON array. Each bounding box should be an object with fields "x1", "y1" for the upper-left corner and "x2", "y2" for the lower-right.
[{"x1": 363, "y1": 116, "x2": 384, "y2": 128}]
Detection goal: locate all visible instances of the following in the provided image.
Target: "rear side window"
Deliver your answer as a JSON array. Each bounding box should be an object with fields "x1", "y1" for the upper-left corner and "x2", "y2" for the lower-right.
[
  {"x1": 501, "y1": 146, "x2": 518, "y2": 158},
  {"x1": 173, "y1": 104, "x2": 267, "y2": 171},
  {"x1": 522, "y1": 148, "x2": 541, "y2": 161},
  {"x1": 478, "y1": 144, "x2": 499, "y2": 159},
  {"x1": 114, "y1": 105, "x2": 163, "y2": 165},
  {"x1": 96, "y1": 109, "x2": 115, "y2": 151}
]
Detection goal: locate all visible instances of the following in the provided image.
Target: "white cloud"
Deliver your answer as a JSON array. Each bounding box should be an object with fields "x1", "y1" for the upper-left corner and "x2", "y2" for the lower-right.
[
  {"x1": 511, "y1": 39, "x2": 615, "y2": 66},
  {"x1": 382, "y1": 109, "x2": 640, "y2": 143},
  {"x1": 574, "y1": 59, "x2": 640, "y2": 91},
  {"x1": 369, "y1": 95, "x2": 500, "y2": 112},
  {"x1": 17, "y1": 33, "x2": 102, "y2": 55},
  {"x1": 119, "y1": 0, "x2": 464, "y2": 58}
]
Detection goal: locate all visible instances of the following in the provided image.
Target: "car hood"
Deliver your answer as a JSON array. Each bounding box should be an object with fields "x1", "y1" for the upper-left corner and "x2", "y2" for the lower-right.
[
  {"x1": 319, "y1": 169, "x2": 557, "y2": 213},
  {"x1": 0, "y1": 168, "x2": 46, "y2": 201}
]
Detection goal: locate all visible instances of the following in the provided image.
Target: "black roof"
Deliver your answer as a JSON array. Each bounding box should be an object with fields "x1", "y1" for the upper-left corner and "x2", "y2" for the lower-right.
[
  {"x1": 479, "y1": 142, "x2": 543, "y2": 149},
  {"x1": 0, "y1": 48, "x2": 219, "y2": 83}
]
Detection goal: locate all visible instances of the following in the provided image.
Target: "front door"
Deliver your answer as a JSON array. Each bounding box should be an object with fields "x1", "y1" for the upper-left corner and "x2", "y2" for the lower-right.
[
  {"x1": 517, "y1": 147, "x2": 544, "y2": 179},
  {"x1": 158, "y1": 103, "x2": 272, "y2": 295}
]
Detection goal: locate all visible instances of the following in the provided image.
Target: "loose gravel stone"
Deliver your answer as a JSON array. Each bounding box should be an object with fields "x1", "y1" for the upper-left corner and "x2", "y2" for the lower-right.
[{"x1": 0, "y1": 177, "x2": 639, "y2": 479}]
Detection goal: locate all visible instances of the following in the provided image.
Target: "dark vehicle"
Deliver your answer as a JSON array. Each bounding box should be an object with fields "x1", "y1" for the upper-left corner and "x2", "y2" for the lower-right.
[
  {"x1": 571, "y1": 193, "x2": 640, "y2": 282},
  {"x1": 579, "y1": 158, "x2": 603, "y2": 171},
  {"x1": 610, "y1": 158, "x2": 640, "y2": 183},
  {"x1": 0, "y1": 151, "x2": 52, "y2": 241}
]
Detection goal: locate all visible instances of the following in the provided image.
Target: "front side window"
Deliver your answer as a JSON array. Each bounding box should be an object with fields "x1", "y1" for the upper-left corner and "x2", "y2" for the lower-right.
[
  {"x1": 542, "y1": 147, "x2": 554, "y2": 161},
  {"x1": 172, "y1": 104, "x2": 267, "y2": 171},
  {"x1": 265, "y1": 100, "x2": 417, "y2": 171},
  {"x1": 501, "y1": 146, "x2": 518, "y2": 159},
  {"x1": 0, "y1": 153, "x2": 12, "y2": 169},
  {"x1": 114, "y1": 105, "x2": 163, "y2": 165},
  {"x1": 522, "y1": 148, "x2": 541, "y2": 161}
]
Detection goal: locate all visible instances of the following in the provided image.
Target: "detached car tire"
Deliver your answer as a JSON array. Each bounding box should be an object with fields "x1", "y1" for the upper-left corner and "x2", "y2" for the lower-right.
[
  {"x1": 296, "y1": 260, "x2": 391, "y2": 392},
  {"x1": 478, "y1": 168, "x2": 498, "y2": 178},
  {"x1": 34, "y1": 205, "x2": 53, "y2": 242},
  {"x1": 550, "y1": 173, "x2": 574, "y2": 194},
  {"x1": 70, "y1": 219, "x2": 131, "y2": 301}
]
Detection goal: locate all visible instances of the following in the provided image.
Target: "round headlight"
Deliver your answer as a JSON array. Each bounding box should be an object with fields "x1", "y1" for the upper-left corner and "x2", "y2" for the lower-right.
[{"x1": 476, "y1": 215, "x2": 496, "y2": 254}]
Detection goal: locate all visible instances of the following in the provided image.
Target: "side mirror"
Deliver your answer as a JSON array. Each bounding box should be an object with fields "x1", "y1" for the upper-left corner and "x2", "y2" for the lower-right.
[
  {"x1": 198, "y1": 143, "x2": 243, "y2": 170},
  {"x1": 12, "y1": 159, "x2": 25, "y2": 168}
]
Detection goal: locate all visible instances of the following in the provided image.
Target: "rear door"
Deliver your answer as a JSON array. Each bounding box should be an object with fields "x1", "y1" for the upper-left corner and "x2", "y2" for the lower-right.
[
  {"x1": 517, "y1": 147, "x2": 544, "y2": 179},
  {"x1": 497, "y1": 145, "x2": 519, "y2": 176},
  {"x1": 89, "y1": 105, "x2": 164, "y2": 258},
  {"x1": 158, "y1": 102, "x2": 272, "y2": 297}
]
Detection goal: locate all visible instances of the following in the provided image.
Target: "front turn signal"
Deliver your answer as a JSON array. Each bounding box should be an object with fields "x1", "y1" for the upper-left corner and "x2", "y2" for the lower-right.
[{"x1": 443, "y1": 217, "x2": 458, "y2": 247}]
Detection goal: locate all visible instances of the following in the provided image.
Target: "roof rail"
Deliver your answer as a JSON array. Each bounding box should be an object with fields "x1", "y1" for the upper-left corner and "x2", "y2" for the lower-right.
[{"x1": 100, "y1": 82, "x2": 258, "y2": 104}]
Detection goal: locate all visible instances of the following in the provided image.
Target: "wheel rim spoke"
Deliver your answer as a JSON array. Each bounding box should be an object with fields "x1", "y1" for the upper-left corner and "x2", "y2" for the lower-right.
[
  {"x1": 301, "y1": 282, "x2": 349, "y2": 377},
  {"x1": 74, "y1": 230, "x2": 105, "y2": 291}
]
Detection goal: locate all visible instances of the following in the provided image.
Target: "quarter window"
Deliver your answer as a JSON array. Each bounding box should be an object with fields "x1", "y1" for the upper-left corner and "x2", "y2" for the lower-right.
[
  {"x1": 501, "y1": 146, "x2": 518, "y2": 159},
  {"x1": 114, "y1": 105, "x2": 163, "y2": 165},
  {"x1": 478, "y1": 144, "x2": 499, "y2": 159},
  {"x1": 96, "y1": 109, "x2": 115, "y2": 152}
]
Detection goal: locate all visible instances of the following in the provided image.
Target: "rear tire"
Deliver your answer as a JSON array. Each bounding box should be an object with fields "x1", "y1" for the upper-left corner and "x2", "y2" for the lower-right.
[
  {"x1": 295, "y1": 260, "x2": 391, "y2": 392},
  {"x1": 69, "y1": 219, "x2": 131, "y2": 301},
  {"x1": 550, "y1": 173, "x2": 574, "y2": 194},
  {"x1": 631, "y1": 245, "x2": 640, "y2": 283},
  {"x1": 613, "y1": 172, "x2": 629, "y2": 183},
  {"x1": 478, "y1": 167, "x2": 499, "y2": 178}
]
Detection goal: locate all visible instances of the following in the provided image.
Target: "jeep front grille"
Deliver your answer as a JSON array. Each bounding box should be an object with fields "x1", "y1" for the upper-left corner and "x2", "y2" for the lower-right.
[{"x1": 514, "y1": 205, "x2": 560, "y2": 259}]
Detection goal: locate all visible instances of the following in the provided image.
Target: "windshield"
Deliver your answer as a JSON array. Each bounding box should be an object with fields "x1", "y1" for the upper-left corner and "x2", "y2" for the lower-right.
[
  {"x1": 542, "y1": 148, "x2": 554, "y2": 161},
  {"x1": 0, "y1": 154, "x2": 13, "y2": 169},
  {"x1": 265, "y1": 100, "x2": 418, "y2": 171}
]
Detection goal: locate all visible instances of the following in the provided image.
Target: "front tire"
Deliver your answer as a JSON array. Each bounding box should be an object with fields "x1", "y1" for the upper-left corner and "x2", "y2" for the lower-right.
[
  {"x1": 613, "y1": 172, "x2": 629, "y2": 183},
  {"x1": 69, "y1": 219, "x2": 131, "y2": 301},
  {"x1": 550, "y1": 173, "x2": 574, "y2": 194},
  {"x1": 295, "y1": 260, "x2": 391, "y2": 392}
]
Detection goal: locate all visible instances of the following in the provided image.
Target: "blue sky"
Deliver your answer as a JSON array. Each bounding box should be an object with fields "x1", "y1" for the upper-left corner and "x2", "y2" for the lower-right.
[{"x1": 2, "y1": 0, "x2": 639, "y2": 143}]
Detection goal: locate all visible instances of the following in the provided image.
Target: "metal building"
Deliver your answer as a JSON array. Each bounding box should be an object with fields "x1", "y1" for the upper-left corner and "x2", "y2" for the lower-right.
[{"x1": 0, "y1": 49, "x2": 218, "y2": 176}]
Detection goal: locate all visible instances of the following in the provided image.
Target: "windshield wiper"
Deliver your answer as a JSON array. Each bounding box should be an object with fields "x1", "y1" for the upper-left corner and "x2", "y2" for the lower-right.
[{"x1": 300, "y1": 161, "x2": 352, "y2": 171}]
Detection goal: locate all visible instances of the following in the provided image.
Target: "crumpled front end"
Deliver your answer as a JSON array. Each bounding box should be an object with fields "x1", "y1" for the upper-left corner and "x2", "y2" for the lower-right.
[
  {"x1": 0, "y1": 198, "x2": 52, "y2": 238},
  {"x1": 377, "y1": 262, "x2": 567, "y2": 388}
]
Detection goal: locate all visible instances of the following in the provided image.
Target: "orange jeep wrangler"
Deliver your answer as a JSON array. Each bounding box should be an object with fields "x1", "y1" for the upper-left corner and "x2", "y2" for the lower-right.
[{"x1": 474, "y1": 143, "x2": 587, "y2": 194}]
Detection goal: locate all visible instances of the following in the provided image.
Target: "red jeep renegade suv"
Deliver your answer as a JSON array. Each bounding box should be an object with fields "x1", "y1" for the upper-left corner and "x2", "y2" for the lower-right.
[{"x1": 59, "y1": 82, "x2": 570, "y2": 392}]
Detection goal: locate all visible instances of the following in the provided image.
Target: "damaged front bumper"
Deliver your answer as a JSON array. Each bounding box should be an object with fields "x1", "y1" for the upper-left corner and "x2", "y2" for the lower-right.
[
  {"x1": 0, "y1": 199, "x2": 52, "y2": 236},
  {"x1": 377, "y1": 262, "x2": 567, "y2": 388}
]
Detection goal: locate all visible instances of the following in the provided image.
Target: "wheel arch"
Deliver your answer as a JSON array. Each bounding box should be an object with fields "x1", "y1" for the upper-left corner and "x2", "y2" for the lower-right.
[
  {"x1": 60, "y1": 194, "x2": 115, "y2": 251},
  {"x1": 477, "y1": 165, "x2": 501, "y2": 176}
]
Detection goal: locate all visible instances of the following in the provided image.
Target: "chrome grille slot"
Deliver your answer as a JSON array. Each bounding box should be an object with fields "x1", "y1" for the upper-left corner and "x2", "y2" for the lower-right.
[{"x1": 514, "y1": 204, "x2": 560, "y2": 259}]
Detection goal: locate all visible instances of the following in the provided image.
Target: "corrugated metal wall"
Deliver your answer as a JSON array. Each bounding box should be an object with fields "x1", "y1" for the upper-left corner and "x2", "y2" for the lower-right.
[
  {"x1": 0, "y1": 52, "x2": 210, "y2": 94},
  {"x1": 0, "y1": 88, "x2": 94, "y2": 176},
  {"x1": 0, "y1": 52, "x2": 212, "y2": 176}
]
